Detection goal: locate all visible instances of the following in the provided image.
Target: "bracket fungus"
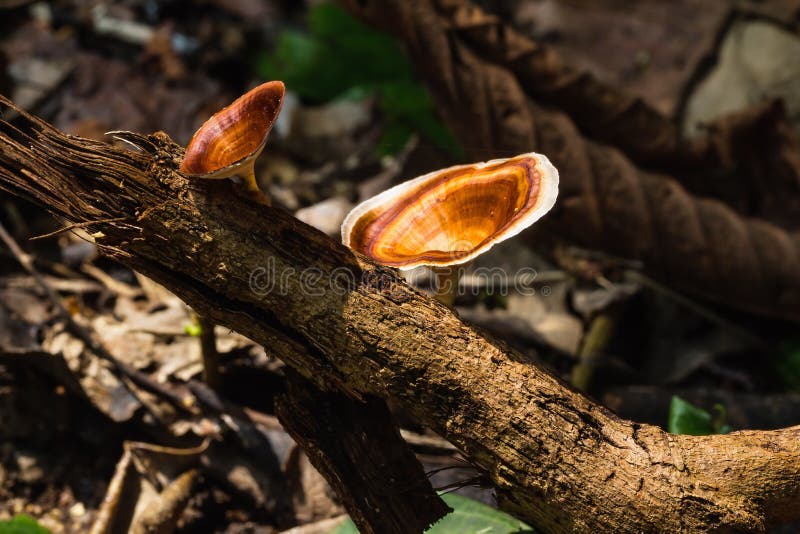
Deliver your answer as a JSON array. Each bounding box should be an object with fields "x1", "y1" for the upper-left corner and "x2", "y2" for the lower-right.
[
  {"x1": 342, "y1": 153, "x2": 559, "y2": 305},
  {"x1": 180, "y1": 80, "x2": 285, "y2": 206}
]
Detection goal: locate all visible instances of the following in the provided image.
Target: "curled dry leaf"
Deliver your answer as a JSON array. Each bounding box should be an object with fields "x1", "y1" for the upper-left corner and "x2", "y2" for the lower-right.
[
  {"x1": 437, "y1": 0, "x2": 685, "y2": 165},
  {"x1": 344, "y1": 0, "x2": 800, "y2": 227},
  {"x1": 342, "y1": 0, "x2": 681, "y2": 164},
  {"x1": 342, "y1": 0, "x2": 800, "y2": 322},
  {"x1": 686, "y1": 100, "x2": 800, "y2": 229}
]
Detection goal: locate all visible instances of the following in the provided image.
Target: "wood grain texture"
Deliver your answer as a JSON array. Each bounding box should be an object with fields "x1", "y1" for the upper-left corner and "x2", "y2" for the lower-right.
[{"x1": 1, "y1": 96, "x2": 799, "y2": 532}]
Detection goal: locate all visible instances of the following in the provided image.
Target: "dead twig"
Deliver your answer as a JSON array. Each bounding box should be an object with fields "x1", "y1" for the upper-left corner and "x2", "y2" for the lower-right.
[
  {"x1": 131, "y1": 469, "x2": 199, "y2": 534},
  {"x1": 90, "y1": 449, "x2": 135, "y2": 534},
  {"x1": 28, "y1": 216, "x2": 131, "y2": 240}
]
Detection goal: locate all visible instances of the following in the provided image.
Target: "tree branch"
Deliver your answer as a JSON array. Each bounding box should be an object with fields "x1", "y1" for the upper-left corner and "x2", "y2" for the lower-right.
[
  {"x1": 1, "y1": 95, "x2": 798, "y2": 532},
  {"x1": 276, "y1": 370, "x2": 451, "y2": 534}
]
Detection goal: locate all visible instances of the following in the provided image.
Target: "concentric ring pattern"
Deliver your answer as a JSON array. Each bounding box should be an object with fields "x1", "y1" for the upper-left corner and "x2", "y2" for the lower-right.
[
  {"x1": 181, "y1": 81, "x2": 285, "y2": 178},
  {"x1": 342, "y1": 153, "x2": 559, "y2": 269}
]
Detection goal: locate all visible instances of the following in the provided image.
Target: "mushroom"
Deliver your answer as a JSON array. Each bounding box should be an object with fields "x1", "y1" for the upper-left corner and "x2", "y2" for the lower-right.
[
  {"x1": 181, "y1": 80, "x2": 285, "y2": 206},
  {"x1": 179, "y1": 82, "x2": 284, "y2": 388},
  {"x1": 341, "y1": 152, "x2": 559, "y2": 306}
]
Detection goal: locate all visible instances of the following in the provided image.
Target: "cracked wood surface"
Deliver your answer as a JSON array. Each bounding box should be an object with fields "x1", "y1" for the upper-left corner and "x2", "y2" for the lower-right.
[{"x1": 0, "y1": 96, "x2": 799, "y2": 532}]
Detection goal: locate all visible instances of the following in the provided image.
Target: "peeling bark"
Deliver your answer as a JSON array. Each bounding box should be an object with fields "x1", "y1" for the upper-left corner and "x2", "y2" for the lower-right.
[{"x1": 0, "y1": 97, "x2": 799, "y2": 532}]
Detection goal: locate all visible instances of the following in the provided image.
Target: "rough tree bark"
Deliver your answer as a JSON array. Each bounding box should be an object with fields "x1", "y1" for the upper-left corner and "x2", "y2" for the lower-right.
[{"x1": 0, "y1": 97, "x2": 799, "y2": 533}]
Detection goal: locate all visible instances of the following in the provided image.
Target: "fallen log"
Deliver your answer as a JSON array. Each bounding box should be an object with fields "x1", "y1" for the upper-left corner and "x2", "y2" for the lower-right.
[{"x1": 0, "y1": 96, "x2": 798, "y2": 533}]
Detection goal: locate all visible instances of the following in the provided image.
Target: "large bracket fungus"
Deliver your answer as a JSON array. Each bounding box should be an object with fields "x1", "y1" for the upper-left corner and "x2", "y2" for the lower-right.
[{"x1": 341, "y1": 153, "x2": 559, "y2": 304}]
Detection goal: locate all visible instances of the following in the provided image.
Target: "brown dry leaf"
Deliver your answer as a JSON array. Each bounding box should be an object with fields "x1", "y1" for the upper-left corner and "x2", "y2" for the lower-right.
[
  {"x1": 382, "y1": 0, "x2": 683, "y2": 164},
  {"x1": 1, "y1": 21, "x2": 77, "y2": 114},
  {"x1": 43, "y1": 326, "x2": 142, "y2": 422},
  {"x1": 343, "y1": 0, "x2": 800, "y2": 322},
  {"x1": 509, "y1": 0, "x2": 728, "y2": 116},
  {"x1": 681, "y1": 100, "x2": 800, "y2": 229},
  {"x1": 92, "y1": 442, "x2": 205, "y2": 534},
  {"x1": 209, "y1": 0, "x2": 276, "y2": 21},
  {"x1": 294, "y1": 197, "x2": 355, "y2": 238},
  {"x1": 284, "y1": 447, "x2": 343, "y2": 525},
  {"x1": 357, "y1": 0, "x2": 800, "y2": 225},
  {"x1": 1, "y1": 20, "x2": 228, "y2": 144},
  {"x1": 278, "y1": 515, "x2": 348, "y2": 534},
  {"x1": 0, "y1": 286, "x2": 52, "y2": 341},
  {"x1": 683, "y1": 19, "x2": 800, "y2": 136},
  {"x1": 201, "y1": 439, "x2": 292, "y2": 519},
  {"x1": 141, "y1": 25, "x2": 187, "y2": 82}
]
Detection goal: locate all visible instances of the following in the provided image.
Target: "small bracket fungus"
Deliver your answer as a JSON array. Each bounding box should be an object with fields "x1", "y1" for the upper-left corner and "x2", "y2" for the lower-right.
[
  {"x1": 341, "y1": 153, "x2": 559, "y2": 305},
  {"x1": 180, "y1": 80, "x2": 285, "y2": 206}
]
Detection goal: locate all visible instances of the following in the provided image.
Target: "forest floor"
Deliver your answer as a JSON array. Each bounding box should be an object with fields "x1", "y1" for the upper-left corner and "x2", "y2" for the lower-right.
[{"x1": 1, "y1": 0, "x2": 799, "y2": 532}]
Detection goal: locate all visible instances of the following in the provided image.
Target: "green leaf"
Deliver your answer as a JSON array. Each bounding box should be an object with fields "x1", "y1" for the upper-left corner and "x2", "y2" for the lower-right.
[
  {"x1": 308, "y1": 3, "x2": 416, "y2": 85},
  {"x1": 333, "y1": 493, "x2": 536, "y2": 533},
  {"x1": 258, "y1": 30, "x2": 346, "y2": 103},
  {"x1": 184, "y1": 321, "x2": 202, "y2": 337},
  {"x1": 668, "y1": 396, "x2": 715, "y2": 435},
  {"x1": 376, "y1": 122, "x2": 414, "y2": 157},
  {"x1": 0, "y1": 515, "x2": 51, "y2": 534},
  {"x1": 377, "y1": 82, "x2": 463, "y2": 158},
  {"x1": 774, "y1": 339, "x2": 800, "y2": 391},
  {"x1": 256, "y1": 2, "x2": 461, "y2": 157}
]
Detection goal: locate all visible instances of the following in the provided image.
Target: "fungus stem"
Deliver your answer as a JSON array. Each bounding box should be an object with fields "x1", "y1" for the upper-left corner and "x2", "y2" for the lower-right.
[
  {"x1": 198, "y1": 314, "x2": 222, "y2": 390},
  {"x1": 570, "y1": 312, "x2": 617, "y2": 392},
  {"x1": 241, "y1": 168, "x2": 271, "y2": 206},
  {"x1": 431, "y1": 266, "x2": 461, "y2": 307}
]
